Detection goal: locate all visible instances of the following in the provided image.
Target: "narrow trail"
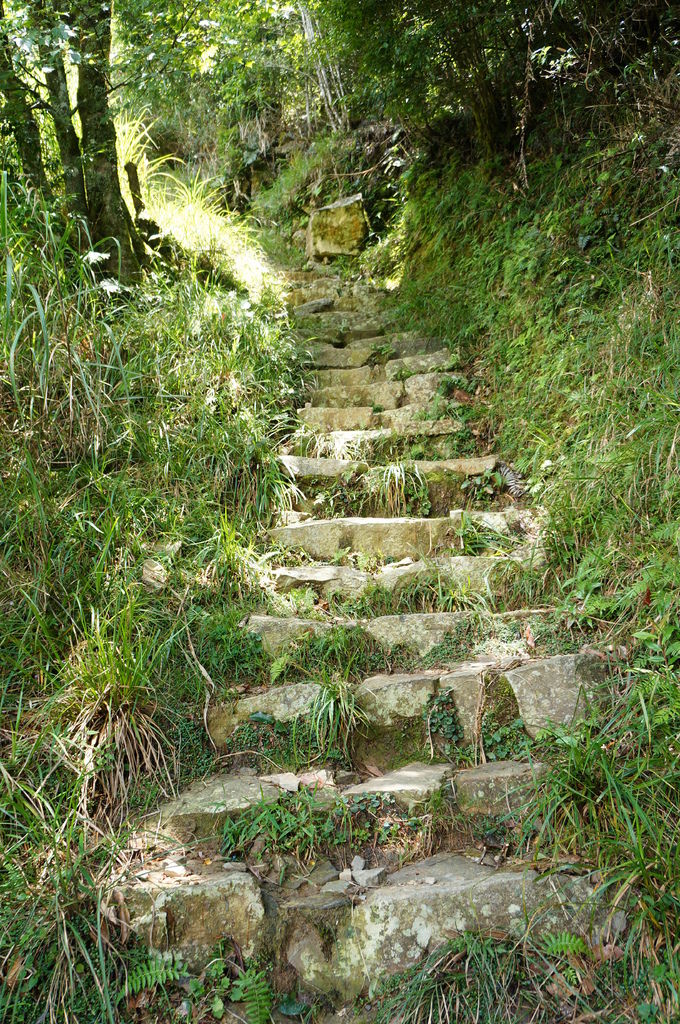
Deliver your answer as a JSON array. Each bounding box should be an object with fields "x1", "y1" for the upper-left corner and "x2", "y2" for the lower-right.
[{"x1": 124, "y1": 262, "x2": 622, "y2": 1005}]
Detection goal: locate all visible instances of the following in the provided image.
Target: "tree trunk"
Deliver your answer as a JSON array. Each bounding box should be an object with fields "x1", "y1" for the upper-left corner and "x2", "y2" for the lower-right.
[
  {"x1": 0, "y1": 0, "x2": 50, "y2": 191},
  {"x1": 43, "y1": 51, "x2": 88, "y2": 218},
  {"x1": 74, "y1": 0, "x2": 144, "y2": 279}
]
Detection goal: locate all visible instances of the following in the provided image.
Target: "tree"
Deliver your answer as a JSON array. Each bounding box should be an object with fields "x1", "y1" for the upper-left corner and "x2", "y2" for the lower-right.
[{"x1": 0, "y1": 0, "x2": 144, "y2": 279}]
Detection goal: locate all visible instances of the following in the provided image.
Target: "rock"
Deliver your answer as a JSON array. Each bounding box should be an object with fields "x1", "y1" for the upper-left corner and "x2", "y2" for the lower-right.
[
  {"x1": 149, "y1": 773, "x2": 281, "y2": 842},
  {"x1": 356, "y1": 671, "x2": 441, "y2": 727},
  {"x1": 451, "y1": 760, "x2": 546, "y2": 815},
  {"x1": 350, "y1": 855, "x2": 366, "y2": 873},
  {"x1": 343, "y1": 762, "x2": 455, "y2": 810},
  {"x1": 503, "y1": 653, "x2": 606, "y2": 738},
  {"x1": 293, "y1": 297, "x2": 335, "y2": 316},
  {"x1": 285, "y1": 853, "x2": 621, "y2": 1002},
  {"x1": 374, "y1": 404, "x2": 457, "y2": 432},
  {"x1": 269, "y1": 516, "x2": 460, "y2": 561},
  {"x1": 376, "y1": 554, "x2": 501, "y2": 595},
  {"x1": 311, "y1": 381, "x2": 404, "y2": 410},
  {"x1": 437, "y1": 661, "x2": 496, "y2": 742},
  {"x1": 245, "y1": 615, "x2": 332, "y2": 654},
  {"x1": 271, "y1": 564, "x2": 370, "y2": 599},
  {"x1": 306, "y1": 195, "x2": 369, "y2": 258},
  {"x1": 322, "y1": 879, "x2": 352, "y2": 895},
  {"x1": 403, "y1": 372, "x2": 450, "y2": 404},
  {"x1": 308, "y1": 342, "x2": 376, "y2": 370},
  {"x1": 260, "y1": 772, "x2": 301, "y2": 793},
  {"x1": 279, "y1": 455, "x2": 369, "y2": 480},
  {"x1": 339, "y1": 868, "x2": 353, "y2": 882},
  {"x1": 385, "y1": 349, "x2": 454, "y2": 379},
  {"x1": 298, "y1": 406, "x2": 375, "y2": 431},
  {"x1": 314, "y1": 365, "x2": 379, "y2": 387},
  {"x1": 353, "y1": 866, "x2": 387, "y2": 887},
  {"x1": 208, "y1": 683, "x2": 320, "y2": 745},
  {"x1": 375, "y1": 334, "x2": 444, "y2": 359},
  {"x1": 360, "y1": 612, "x2": 470, "y2": 654},
  {"x1": 142, "y1": 558, "x2": 167, "y2": 591},
  {"x1": 126, "y1": 869, "x2": 266, "y2": 970},
  {"x1": 307, "y1": 860, "x2": 340, "y2": 887},
  {"x1": 315, "y1": 418, "x2": 464, "y2": 455}
]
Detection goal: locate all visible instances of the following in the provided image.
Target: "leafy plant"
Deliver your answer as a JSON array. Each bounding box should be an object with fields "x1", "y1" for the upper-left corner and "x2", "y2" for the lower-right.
[
  {"x1": 231, "y1": 967, "x2": 273, "y2": 1024},
  {"x1": 117, "y1": 953, "x2": 183, "y2": 1005}
]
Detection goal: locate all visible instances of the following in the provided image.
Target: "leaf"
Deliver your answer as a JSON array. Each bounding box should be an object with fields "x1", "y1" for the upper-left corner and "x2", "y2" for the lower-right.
[
  {"x1": 523, "y1": 623, "x2": 536, "y2": 650},
  {"x1": 278, "y1": 997, "x2": 308, "y2": 1016},
  {"x1": 212, "y1": 995, "x2": 226, "y2": 1019},
  {"x1": 249, "y1": 711, "x2": 275, "y2": 724}
]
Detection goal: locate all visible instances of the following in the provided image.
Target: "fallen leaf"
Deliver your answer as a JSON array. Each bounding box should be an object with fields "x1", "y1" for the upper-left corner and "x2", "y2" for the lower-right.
[{"x1": 523, "y1": 623, "x2": 536, "y2": 650}]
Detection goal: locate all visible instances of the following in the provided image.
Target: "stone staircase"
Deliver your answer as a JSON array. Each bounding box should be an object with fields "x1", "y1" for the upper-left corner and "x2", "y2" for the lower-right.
[{"x1": 124, "y1": 267, "x2": 623, "y2": 1005}]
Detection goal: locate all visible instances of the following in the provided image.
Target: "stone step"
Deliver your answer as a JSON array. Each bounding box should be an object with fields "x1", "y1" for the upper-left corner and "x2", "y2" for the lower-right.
[
  {"x1": 503, "y1": 653, "x2": 605, "y2": 737},
  {"x1": 271, "y1": 554, "x2": 510, "y2": 599},
  {"x1": 310, "y1": 381, "x2": 405, "y2": 409},
  {"x1": 307, "y1": 335, "x2": 443, "y2": 370},
  {"x1": 299, "y1": 403, "x2": 460, "y2": 433},
  {"x1": 127, "y1": 850, "x2": 621, "y2": 988},
  {"x1": 285, "y1": 853, "x2": 620, "y2": 1002},
  {"x1": 207, "y1": 682, "x2": 321, "y2": 746},
  {"x1": 279, "y1": 455, "x2": 370, "y2": 480},
  {"x1": 147, "y1": 772, "x2": 283, "y2": 842},
  {"x1": 451, "y1": 760, "x2": 546, "y2": 816},
  {"x1": 343, "y1": 761, "x2": 455, "y2": 809},
  {"x1": 300, "y1": 418, "x2": 464, "y2": 458},
  {"x1": 126, "y1": 862, "x2": 266, "y2": 971},
  {"x1": 244, "y1": 609, "x2": 549, "y2": 656},
  {"x1": 270, "y1": 510, "x2": 519, "y2": 560},
  {"x1": 385, "y1": 348, "x2": 455, "y2": 379},
  {"x1": 279, "y1": 454, "x2": 497, "y2": 483}
]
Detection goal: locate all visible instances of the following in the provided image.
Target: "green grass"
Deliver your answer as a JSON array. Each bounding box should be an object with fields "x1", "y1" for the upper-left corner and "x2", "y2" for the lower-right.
[{"x1": 0, "y1": 168, "x2": 303, "y2": 1020}]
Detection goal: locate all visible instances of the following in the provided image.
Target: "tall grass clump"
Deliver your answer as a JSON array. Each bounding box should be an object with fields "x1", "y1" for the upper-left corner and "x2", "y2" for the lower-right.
[{"x1": 0, "y1": 167, "x2": 302, "y2": 1019}]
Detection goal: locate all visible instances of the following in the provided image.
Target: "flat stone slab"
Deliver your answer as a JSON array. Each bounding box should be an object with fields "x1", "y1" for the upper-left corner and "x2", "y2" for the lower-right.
[
  {"x1": 314, "y1": 365, "x2": 382, "y2": 387},
  {"x1": 356, "y1": 671, "x2": 441, "y2": 726},
  {"x1": 452, "y1": 760, "x2": 546, "y2": 815},
  {"x1": 360, "y1": 612, "x2": 473, "y2": 653},
  {"x1": 270, "y1": 516, "x2": 459, "y2": 560},
  {"x1": 311, "y1": 381, "x2": 404, "y2": 409},
  {"x1": 308, "y1": 342, "x2": 376, "y2": 369},
  {"x1": 208, "y1": 682, "x2": 321, "y2": 745},
  {"x1": 279, "y1": 455, "x2": 368, "y2": 480},
  {"x1": 415, "y1": 456, "x2": 498, "y2": 476},
  {"x1": 298, "y1": 406, "x2": 375, "y2": 431},
  {"x1": 272, "y1": 564, "x2": 370, "y2": 597},
  {"x1": 343, "y1": 762, "x2": 455, "y2": 809},
  {"x1": 314, "y1": 418, "x2": 464, "y2": 454},
  {"x1": 385, "y1": 348, "x2": 454, "y2": 379},
  {"x1": 286, "y1": 853, "x2": 615, "y2": 1002},
  {"x1": 376, "y1": 554, "x2": 501, "y2": 594},
  {"x1": 149, "y1": 773, "x2": 281, "y2": 842},
  {"x1": 270, "y1": 555, "x2": 504, "y2": 599},
  {"x1": 126, "y1": 868, "x2": 266, "y2": 969},
  {"x1": 245, "y1": 614, "x2": 331, "y2": 654},
  {"x1": 503, "y1": 653, "x2": 606, "y2": 737}
]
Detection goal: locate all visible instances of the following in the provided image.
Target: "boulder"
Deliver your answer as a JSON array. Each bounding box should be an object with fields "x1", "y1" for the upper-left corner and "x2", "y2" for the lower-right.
[
  {"x1": 148, "y1": 773, "x2": 281, "y2": 842},
  {"x1": 285, "y1": 854, "x2": 617, "y2": 1003},
  {"x1": 356, "y1": 671, "x2": 441, "y2": 726},
  {"x1": 503, "y1": 653, "x2": 606, "y2": 738},
  {"x1": 306, "y1": 194, "x2": 370, "y2": 258},
  {"x1": 245, "y1": 615, "x2": 332, "y2": 654},
  {"x1": 126, "y1": 868, "x2": 266, "y2": 969},
  {"x1": 208, "y1": 683, "x2": 321, "y2": 745},
  {"x1": 451, "y1": 760, "x2": 546, "y2": 815},
  {"x1": 342, "y1": 761, "x2": 455, "y2": 810},
  {"x1": 271, "y1": 564, "x2": 370, "y2": 598}
]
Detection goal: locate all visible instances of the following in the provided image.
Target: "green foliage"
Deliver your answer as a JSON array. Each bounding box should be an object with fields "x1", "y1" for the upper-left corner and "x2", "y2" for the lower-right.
[
  {"x1": 309, "y1": 675, "x2": 368, "y2": 759},
  {"x1": 423, "y1": 693, "x2": 463, "y2": 749},
  {"x1": 117, "y1": 953, "x2": 183, "y2": 1004},
  {"x1": 231, "y1": 968, "x2": 273, "y2": 1024}
]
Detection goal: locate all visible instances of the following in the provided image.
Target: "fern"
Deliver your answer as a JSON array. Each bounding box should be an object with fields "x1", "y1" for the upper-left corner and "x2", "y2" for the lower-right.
[
  {"x1": 117, "y1": 953, "x2": 183, "y2": 1004},
  {"x1": 231, "y1": 967, "x2": 273, "y2": 1024},
  {"x1": 541, "y1": 931, "x2": 588, "y2": 959}
]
